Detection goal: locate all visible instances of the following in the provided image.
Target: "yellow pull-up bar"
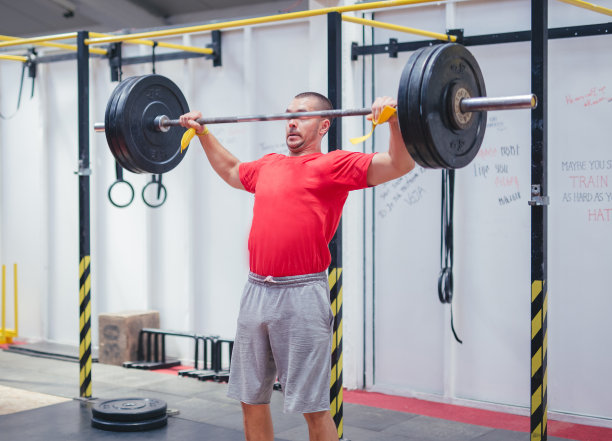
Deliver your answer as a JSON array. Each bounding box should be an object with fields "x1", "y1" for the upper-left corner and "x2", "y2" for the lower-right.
[
  {"x1": 0, "y1": 34, "x2": 107, "y2": 55},
  {"x1": 556, "y1": 0, "x2": 612, "y2": 17},
  {"x1": 88, "y1": 32, "x2": 213, "y2": 55},
  {"x1": 0, "y1": 32, "x2": 211, "y2": 56},
  {"x1": 342, "y1": 15, "x2": 457, "y2": 42},
  {"x1": 86, "y1": 0, "x2": 441, "y2": 45},
  {"x1": 0, "y1": 1, "x2": 441, "y2": 51},
  {"x1": 0, "y1": 54, "x2": 28, "y2": 62},
  {"x1": 0, "y1": 32, "x2": 78, "y2": 49}
]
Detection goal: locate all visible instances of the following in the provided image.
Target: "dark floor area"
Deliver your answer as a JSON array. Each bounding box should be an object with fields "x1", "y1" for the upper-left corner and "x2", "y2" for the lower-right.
[{"x1": 0, "y1": 349, "x2": 577, "y2": 440}]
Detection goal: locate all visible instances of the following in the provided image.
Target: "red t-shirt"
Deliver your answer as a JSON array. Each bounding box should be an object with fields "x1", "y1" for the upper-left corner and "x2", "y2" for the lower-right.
[{"x1": 239, "y1": 150, "x2": 376, "y2": 277}]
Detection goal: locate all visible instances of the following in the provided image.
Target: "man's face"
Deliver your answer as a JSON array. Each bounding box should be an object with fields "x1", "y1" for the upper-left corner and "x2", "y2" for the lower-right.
[{"x1": 285, "y1": 97, "x2": 329, "y2": 155}]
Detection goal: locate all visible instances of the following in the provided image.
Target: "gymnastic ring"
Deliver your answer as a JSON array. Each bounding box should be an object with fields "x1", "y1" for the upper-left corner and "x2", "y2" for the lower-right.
[
  {"x1": 107, "y1": 179, "x2": 135, "y2": 208},
  {"x1": 142, "y1": 176, "x2": 167, "y2": 208}
]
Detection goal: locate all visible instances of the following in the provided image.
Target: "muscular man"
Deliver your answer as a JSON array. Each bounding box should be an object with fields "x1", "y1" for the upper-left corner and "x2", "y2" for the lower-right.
[{"x1": 179, "y1": 93, "x2": 415, "y2": 441}]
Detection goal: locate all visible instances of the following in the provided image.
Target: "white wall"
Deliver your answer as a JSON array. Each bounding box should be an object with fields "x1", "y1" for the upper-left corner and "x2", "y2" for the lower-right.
[
  {"x1": 359, "y1": 0, "x2": 612, "y2": 426},
  {"x1": 547, "y1": 34, "x2": 612, "y2": 421},
  {"x1": 1, "y1": 0, "x2": 611, "y2": 427}
]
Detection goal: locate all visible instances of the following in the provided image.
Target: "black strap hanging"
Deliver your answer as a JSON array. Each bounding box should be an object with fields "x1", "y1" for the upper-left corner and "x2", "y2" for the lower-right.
[
  {"x1": 109, "y1": 42, "x2": 123, "y2": 82},
  {"x1": 108, "y1": 46, "x2": 130, "y2": 206},
  {"x1": 27, "y1": 49, "x2": 37, "y2": 99},
  {"x1": 155, "y1": 174, "x2": 163, "y2": 200},
  {"x1": 107, "y1": 160, "x2": 135, "y2": 208},
  {"x1": 118, "y1": 44, "x2": 123, "y2": 82},
  {"x1": 151, "y1": 41, "x2": 158, "y2": 74},
  {"x1": 438, "y1": 169, "x2": 462, "y2": 344},
  {"x1": 0, "y1": 60, "x2": 27, "y2": 120}
]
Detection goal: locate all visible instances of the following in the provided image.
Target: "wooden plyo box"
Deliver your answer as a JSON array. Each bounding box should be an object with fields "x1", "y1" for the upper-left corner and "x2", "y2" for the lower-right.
[{"x1": 98, "y1": 311, "x2": 160, "y2": 366}]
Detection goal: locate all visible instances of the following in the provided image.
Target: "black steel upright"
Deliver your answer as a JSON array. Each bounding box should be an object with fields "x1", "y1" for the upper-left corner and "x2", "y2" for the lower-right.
[
  {"x1": 77, "y1": 31, "x2": 92, "y2": 398},
  {"x1": 327, "y1": 11, "x2": 345, "y2": 440},
  {"x1": 530, "y1": 1, "x2": 548, "y2": 440}
]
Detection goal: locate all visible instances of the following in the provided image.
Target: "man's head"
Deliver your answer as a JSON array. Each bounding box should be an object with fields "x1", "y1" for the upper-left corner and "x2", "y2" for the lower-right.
[{"x1": 285, "y1": 92, "x2": 333, "y2": 156}]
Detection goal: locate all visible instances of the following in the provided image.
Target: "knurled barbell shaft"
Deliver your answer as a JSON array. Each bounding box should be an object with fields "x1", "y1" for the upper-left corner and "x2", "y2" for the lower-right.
[
  {"x1": 92, "y1": 94, "x2": 537, "y2": 132},
  {"x1": 172, "y1": 108, "x2": 373, "y2": 126}
]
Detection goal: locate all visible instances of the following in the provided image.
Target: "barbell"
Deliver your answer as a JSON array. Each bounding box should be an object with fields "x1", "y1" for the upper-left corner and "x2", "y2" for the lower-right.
[{"x1": 94, "y1": 43, "x2": 536, "y2": 174}]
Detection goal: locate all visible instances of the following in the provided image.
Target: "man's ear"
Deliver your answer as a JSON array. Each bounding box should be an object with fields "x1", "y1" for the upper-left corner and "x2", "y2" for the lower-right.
[{"x1": 319, "y1": 119, "x2": 331, "y2": 136}]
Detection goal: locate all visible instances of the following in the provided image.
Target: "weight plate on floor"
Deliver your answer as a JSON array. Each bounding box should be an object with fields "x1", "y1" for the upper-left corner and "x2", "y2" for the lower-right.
[
  {"x1": 92, "y1": 397, "x2": 167, "y2": 422},
  {"x1": 114, "y1": 74, "x2": 189, "y2": 174},
  {"x1": 91, "y1": 414, "x2": 168, "y2": 432},
  {"x1": 419, "y1": 43, "x2": 487, "y2": 169}
]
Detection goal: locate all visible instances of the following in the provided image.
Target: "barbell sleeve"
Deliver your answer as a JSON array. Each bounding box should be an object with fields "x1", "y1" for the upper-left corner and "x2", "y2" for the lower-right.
[{"x1": 460, "y1": 94, "x2": 537, "y2": 112}]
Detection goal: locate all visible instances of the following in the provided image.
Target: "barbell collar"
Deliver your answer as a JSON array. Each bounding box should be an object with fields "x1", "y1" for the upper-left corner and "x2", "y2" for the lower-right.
[
  {"x1": 460, "y1": 94, "x2": 537, "y2": 113},
  {"x1": 154, "y1": 115, "x2": 171, "y2": 133}
]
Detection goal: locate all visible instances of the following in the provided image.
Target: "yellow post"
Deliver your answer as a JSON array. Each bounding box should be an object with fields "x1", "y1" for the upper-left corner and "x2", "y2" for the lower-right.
[
  {"x1": 1, "y1": 265, "x2": 5, "y2": 342},
  {"x1": 13, "y1": 264, "x2": 18, "y2": 336}
]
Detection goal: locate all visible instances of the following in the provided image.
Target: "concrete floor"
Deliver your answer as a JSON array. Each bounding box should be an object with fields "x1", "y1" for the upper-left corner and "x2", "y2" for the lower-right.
[{"x1": 0, "y1": 348, "x2": 572, "y2": 441}]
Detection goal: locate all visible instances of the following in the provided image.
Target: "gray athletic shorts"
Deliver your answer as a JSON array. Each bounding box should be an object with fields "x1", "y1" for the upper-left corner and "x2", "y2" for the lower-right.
[{"x1": 227, "y1": 271, "x2": 333, "y2": 414}]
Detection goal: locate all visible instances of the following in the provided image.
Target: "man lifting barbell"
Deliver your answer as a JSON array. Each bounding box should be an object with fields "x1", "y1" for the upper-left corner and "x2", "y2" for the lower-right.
[
  {"x1": 178, "y1": 93, "x2": 414, "y2": 441},
  {"x1": 95, "y1": 41, "x2": 537, "y2": 441}
]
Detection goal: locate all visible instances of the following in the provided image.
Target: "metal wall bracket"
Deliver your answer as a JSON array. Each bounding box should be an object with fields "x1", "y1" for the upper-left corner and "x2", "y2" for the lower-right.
[
  {"x1": 446, "y1": 28, "x2": 464, "y2": 44},
  {"x1": 388, "y1": 38, "x2": 398, "y2": 58},
  {"x1": 75, "y1": 160, "x2": 92, "y2": 176},
  {"x1": 208, "y1": 30, "x2": 222, "y2": 67},
  {"x1": 350, "y1": 42, "x2": 359, "y2": 61},
  {"x1": 26, "y1": 49, "x2": 37, "y2": 79},
  {"x1": 529, "y1": 184, "x2": 549, "y2": 206}
]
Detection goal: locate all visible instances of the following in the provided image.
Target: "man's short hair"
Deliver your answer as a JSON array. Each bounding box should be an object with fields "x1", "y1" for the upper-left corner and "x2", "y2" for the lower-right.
[
  {"x1": 294, "y1": 92, "x2": 333, "y2": 124},
  {"x1": 294, "y1": 92, "x2": 333, "y2": 113}
]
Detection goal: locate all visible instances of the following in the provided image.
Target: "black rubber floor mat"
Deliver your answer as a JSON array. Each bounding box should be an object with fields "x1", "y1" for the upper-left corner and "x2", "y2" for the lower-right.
[{"x1": 0, "y1": 400, "x2": 245, "y2": 440}]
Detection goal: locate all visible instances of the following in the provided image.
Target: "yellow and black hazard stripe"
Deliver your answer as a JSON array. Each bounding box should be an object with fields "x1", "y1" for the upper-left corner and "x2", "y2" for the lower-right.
[
  {"x1": 530, "y1": 280, "x2": 548, "y2": 441},
  {"x1": 79, "y1": 255, "x2": 92, "y2": 398},
  {"x1": 329, "y1": 267, "x2": 344, "y2": 439}
]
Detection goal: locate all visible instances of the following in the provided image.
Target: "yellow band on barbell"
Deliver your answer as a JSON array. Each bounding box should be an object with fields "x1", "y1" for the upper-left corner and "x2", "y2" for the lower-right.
[
  {"x1": 180, "y1": 126, "x2": 210, "y2": 153},
  {"x1": 350, "y1": 106, "x2": 397, "y2": 144}
]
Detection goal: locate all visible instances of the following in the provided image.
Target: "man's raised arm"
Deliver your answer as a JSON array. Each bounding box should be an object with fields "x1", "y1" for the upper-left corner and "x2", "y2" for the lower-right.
[
  {"x1": 179, "y1": 111, "x2": 245, "y2": 190},
  {"x1": 366, "y1": 96, "x2": 416, "y2": 187}
]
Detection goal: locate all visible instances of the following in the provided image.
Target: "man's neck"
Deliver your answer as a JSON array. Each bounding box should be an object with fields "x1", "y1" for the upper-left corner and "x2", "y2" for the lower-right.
[{"x1": 287, "y1": 144, "x2": 322, "y2": 157}]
